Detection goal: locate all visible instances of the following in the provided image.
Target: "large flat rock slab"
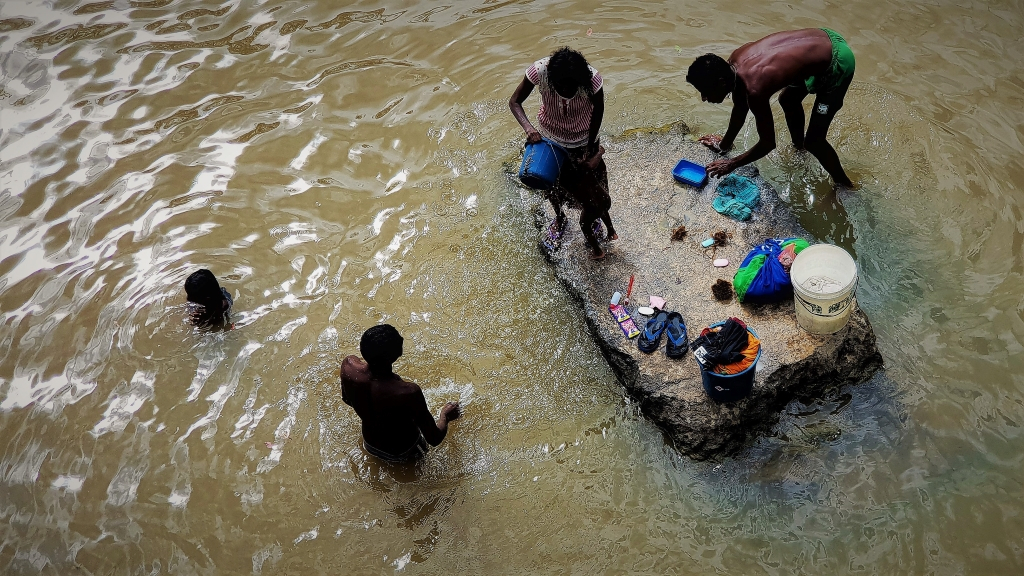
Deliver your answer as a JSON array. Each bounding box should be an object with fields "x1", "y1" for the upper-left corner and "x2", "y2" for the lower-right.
[{"x1": 524, "y1": 123, "x2": 883, "y2": 460}]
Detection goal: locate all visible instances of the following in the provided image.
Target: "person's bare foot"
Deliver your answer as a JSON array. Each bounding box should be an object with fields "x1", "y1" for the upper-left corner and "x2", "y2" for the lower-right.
[
  {"x1": 589, "y1": 248, "x2": 606, "y2": 260},
  {"x1": 608, "y1": 232, "x2": 618, "y2": 241}
]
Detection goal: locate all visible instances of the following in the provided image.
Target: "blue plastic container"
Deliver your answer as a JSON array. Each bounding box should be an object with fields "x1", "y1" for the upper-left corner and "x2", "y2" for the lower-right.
[
  {"x1": 697, "y1": 322, "x2": 761, "y2": 403},
  {"x1": 672, "y1": 158, "x2": 708, "y2": 187},
  {"x1": 519, "y1": 138, "x2": 568, "y2": 190}
]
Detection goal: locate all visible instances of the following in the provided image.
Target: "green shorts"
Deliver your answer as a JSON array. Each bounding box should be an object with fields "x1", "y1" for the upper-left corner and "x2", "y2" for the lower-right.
[{"x1": 803, "y1": 28, "x2": 855, "y2": 112}]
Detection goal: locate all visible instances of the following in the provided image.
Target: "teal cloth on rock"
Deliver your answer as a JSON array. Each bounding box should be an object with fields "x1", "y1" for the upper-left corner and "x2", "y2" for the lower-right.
[{"x1": 712, "y1": 174, "x2": 761, "y2": 221}]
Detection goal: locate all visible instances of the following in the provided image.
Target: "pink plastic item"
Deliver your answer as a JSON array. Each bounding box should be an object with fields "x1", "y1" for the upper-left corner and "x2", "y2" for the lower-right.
[{"x1": 778, "y1": 244, "x2": 797, "y2": 271}]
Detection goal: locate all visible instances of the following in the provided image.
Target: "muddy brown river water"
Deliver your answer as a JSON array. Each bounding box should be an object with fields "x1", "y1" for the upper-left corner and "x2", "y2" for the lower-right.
[{"x1": 1, "y1": 0, "x2": 1023, "y2": 574}]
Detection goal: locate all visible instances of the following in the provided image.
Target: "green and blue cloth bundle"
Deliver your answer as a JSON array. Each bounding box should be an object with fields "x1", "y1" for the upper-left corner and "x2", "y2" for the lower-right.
[{"x1": 733, "y1": 238, "x2": 810, "y2": 303}]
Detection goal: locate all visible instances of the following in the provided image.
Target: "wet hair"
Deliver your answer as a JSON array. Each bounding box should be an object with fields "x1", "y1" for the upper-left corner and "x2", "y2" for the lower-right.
[
  {"x1": 686, "y1": 53, "x2": 732, "y2": 94},
  {"x1": 360, "y1": 324, "x2": 404, "y2": 370},
  {"x1": 185, "y1": 269, "x2": 222, "y2": 307},
  {"x1": 547, "y1": 47, "x2": 594, "y2": 96}
]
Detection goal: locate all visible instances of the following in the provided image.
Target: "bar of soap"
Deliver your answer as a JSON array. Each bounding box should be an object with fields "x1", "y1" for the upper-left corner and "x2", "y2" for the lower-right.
[
  {"x1": 713, "y1": 258, "x2": 729, "y2": 267},
  {"x1": 701, "y1": 238, "x2": 715, "y2": 248},
  {"x1": 637, "y1": 306, "x2": 655, "y2": 315}
]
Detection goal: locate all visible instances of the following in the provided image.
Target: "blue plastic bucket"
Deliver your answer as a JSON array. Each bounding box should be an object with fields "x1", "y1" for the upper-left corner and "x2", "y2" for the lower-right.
[
  {"x1": 697, "y1": 323, "x2": 761, "y2": 403},
  {"x1": 519, "y1": 138, "x2": 567, "y2": 190}
]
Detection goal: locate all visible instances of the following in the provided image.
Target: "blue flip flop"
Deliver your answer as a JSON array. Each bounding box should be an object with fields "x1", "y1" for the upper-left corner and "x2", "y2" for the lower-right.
[
  {"x1": 638, "y1": 310, "x2": 669, "y2": 353},
  {"x1": 665, "y1": 311, "x2": 688, "y2": 359}
]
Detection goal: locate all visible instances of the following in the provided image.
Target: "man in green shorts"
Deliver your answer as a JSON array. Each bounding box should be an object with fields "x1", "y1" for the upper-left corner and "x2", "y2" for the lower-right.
[{"x1": 685, "y1": 28, "x2": 856, "y2": 187}]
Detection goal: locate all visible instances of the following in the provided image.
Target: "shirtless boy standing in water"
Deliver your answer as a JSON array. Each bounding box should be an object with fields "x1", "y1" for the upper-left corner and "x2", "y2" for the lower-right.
[
  {"x1": 341, "y1": 325, "x2": 460, "y2": 462},
  {"x1": 686, "y1": 28, "x2": 856, "y2": 187}
]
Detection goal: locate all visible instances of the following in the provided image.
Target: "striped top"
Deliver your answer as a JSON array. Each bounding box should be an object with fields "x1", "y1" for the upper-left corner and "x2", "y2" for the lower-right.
[{"x1": 525, "y1": 57, "x2": 603, "y2": 148}]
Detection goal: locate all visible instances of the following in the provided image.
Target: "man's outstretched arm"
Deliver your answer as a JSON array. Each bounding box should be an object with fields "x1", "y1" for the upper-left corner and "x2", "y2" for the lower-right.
[
  {"x1": 698, "y1": 92, "x2": 749, "y2": 153},
  {"x1": 708, "y1": 95, "x2": 775, "y2": 176},
  {"x1": 719, "y1": 93, "x2": 750, "y2": 151},
  {"x1": 412, "y1": 389, "x2": 460, "y2": 447}
]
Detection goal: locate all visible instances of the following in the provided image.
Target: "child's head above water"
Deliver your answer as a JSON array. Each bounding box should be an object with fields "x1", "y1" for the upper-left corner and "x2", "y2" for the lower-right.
[
  {"x1": 185, "y1": 269, "x2": 221, "y2": 305},
  {"x1": 185, "y1": 269, "x2": 229, "y2": 324}
]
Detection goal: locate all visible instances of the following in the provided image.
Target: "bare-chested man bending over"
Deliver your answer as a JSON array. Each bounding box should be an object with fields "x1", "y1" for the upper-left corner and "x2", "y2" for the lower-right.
[
  {"x1": 341, "y1": 325, "x2": 460, "y2": 462},
  {"x1": 686, "y1": 28, "x2": 856, "y2": 187}
]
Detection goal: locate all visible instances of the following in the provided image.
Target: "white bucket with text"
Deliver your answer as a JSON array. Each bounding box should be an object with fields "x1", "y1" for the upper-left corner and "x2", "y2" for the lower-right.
[{"x1": 790, "y1": 244, "x2": 858, "y2": 334}]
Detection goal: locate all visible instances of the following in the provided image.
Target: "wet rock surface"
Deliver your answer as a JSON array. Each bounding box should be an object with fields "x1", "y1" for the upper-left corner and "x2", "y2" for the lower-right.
[{"x1": 522, "y1": 123, "x2": 884, "y2": 460}]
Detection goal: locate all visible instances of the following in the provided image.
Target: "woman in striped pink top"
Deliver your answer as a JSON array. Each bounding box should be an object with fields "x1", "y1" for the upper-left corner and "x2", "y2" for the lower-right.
[{"x1": 510, "y1": 47, "x2": 618, "y2": 259}]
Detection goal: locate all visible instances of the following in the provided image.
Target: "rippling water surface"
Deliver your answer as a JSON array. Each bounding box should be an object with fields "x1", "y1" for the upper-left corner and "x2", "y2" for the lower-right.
[{"x1": 2, "y1": 0, "x2": 1023, "y2": 573}]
